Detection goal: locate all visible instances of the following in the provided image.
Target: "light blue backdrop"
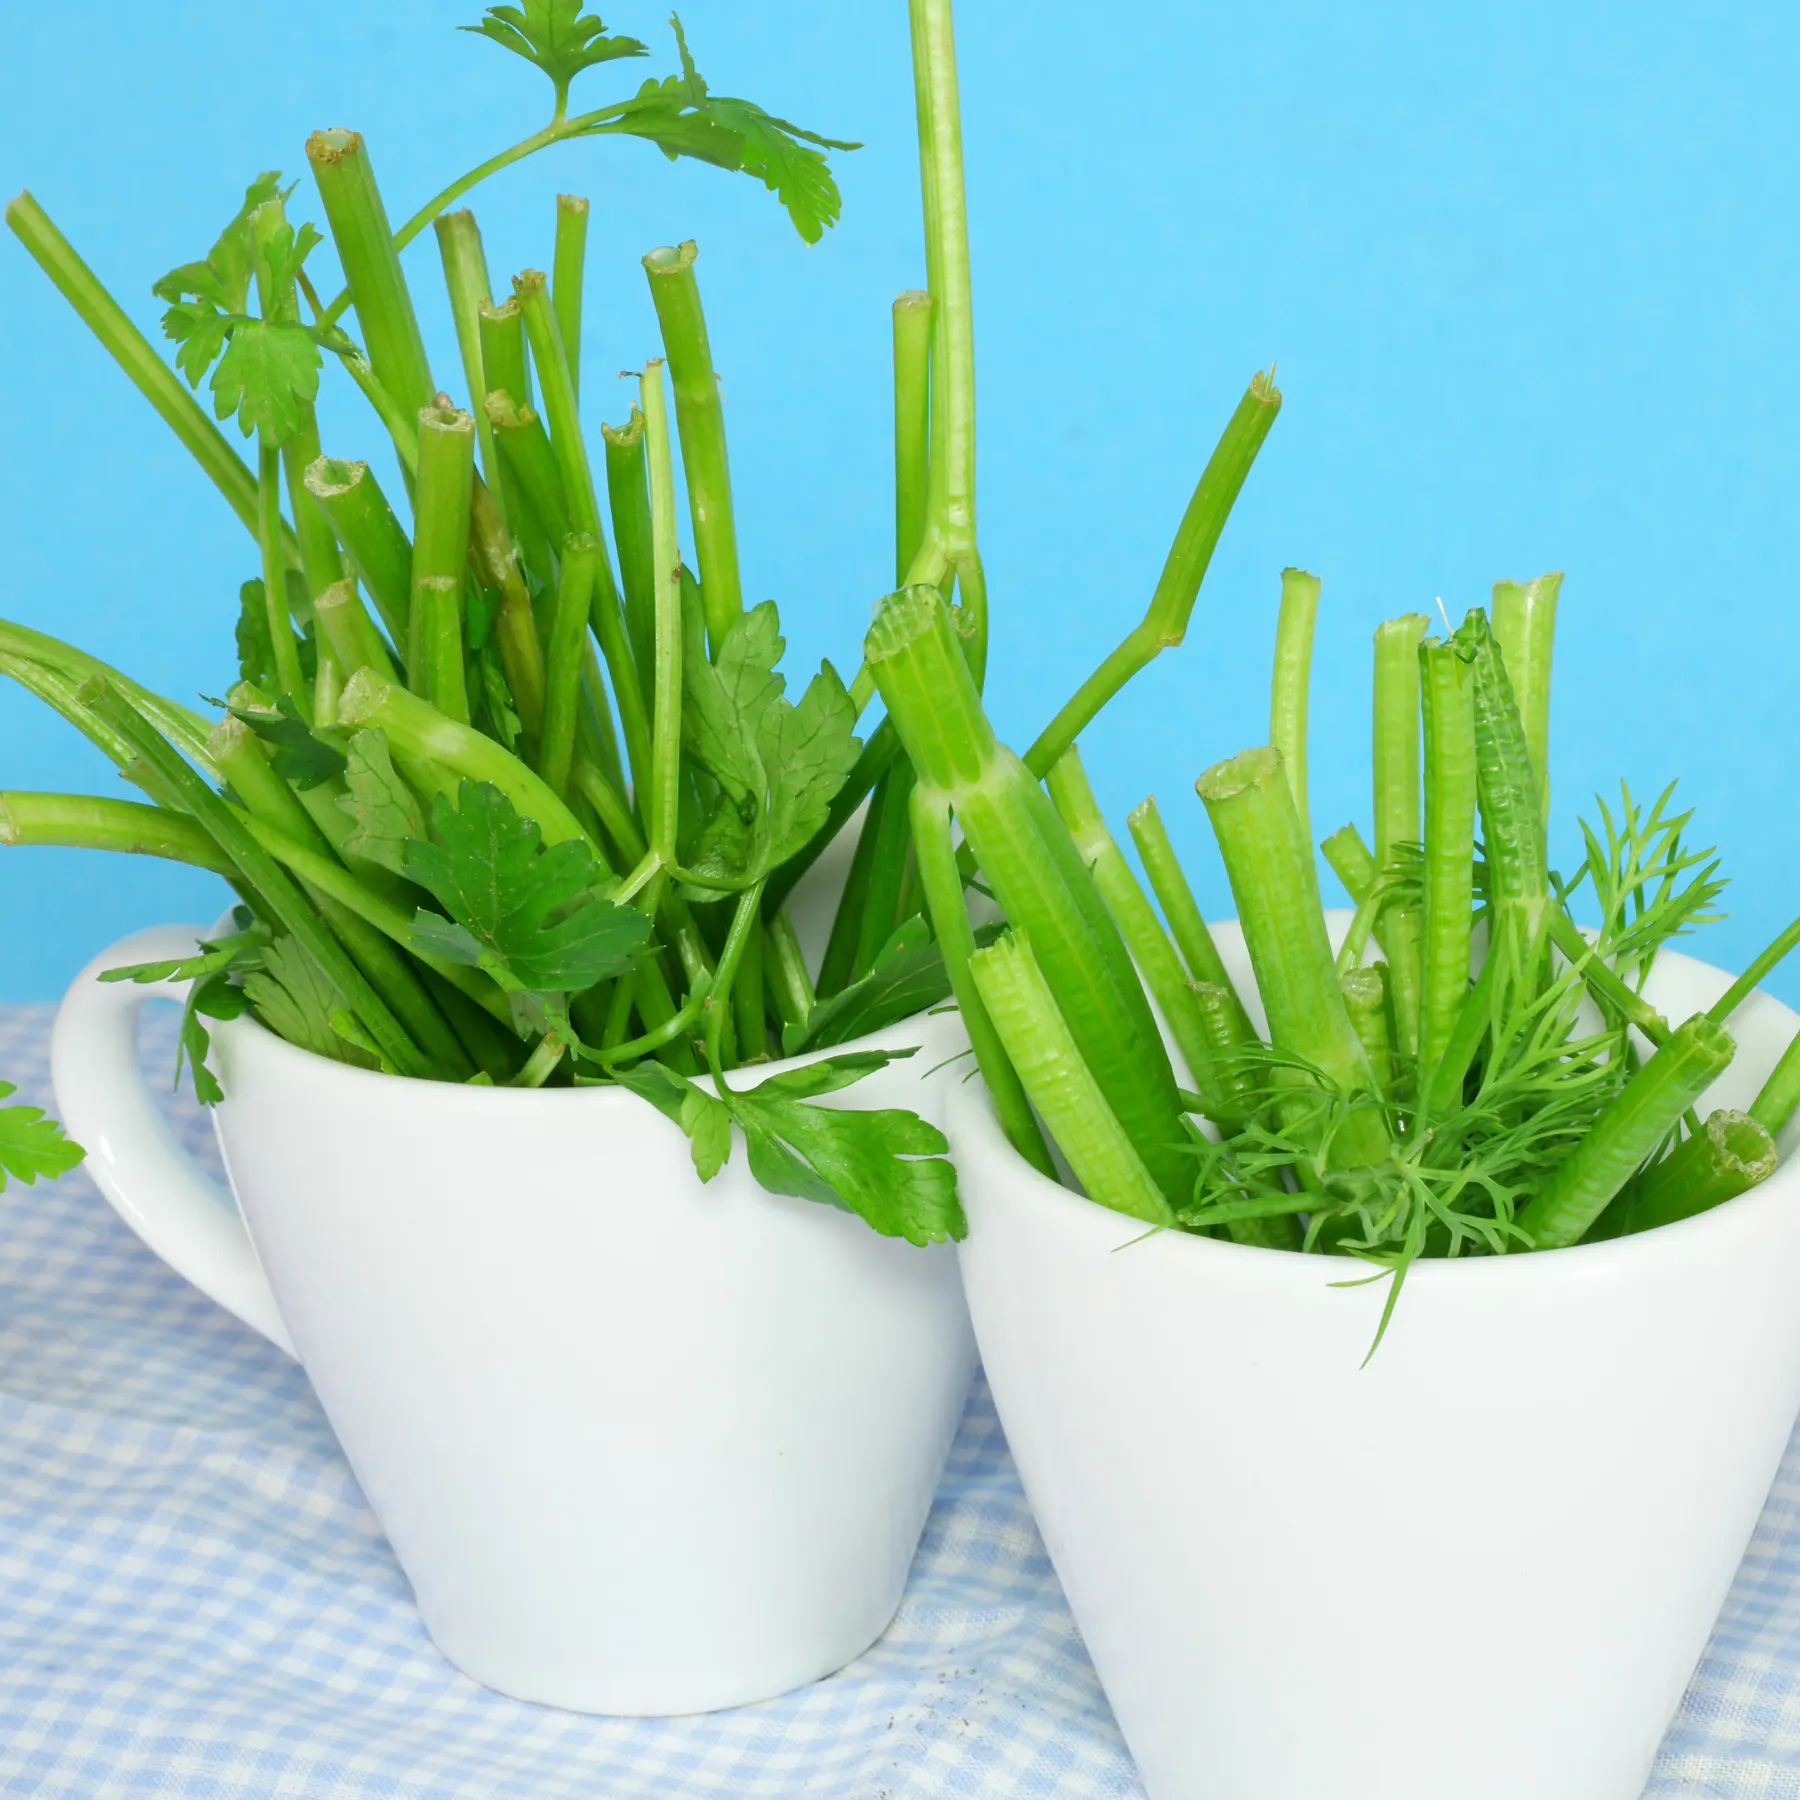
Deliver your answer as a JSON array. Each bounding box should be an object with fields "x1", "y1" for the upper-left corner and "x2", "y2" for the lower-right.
[{"x1": 2, "y1": 0, "x2": 1796, "y2": 1001}]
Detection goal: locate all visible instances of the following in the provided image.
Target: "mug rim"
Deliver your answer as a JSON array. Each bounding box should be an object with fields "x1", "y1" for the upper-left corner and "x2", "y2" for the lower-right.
[{"x1": 949, "y1": 936, "x2": 1800, "y2": 1288}]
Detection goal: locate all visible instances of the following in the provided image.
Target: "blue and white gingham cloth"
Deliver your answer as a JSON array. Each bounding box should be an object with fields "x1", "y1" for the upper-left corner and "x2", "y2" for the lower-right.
[{"x1": 3, "y1": 1002, "x2": 1800, "y2": 1798}]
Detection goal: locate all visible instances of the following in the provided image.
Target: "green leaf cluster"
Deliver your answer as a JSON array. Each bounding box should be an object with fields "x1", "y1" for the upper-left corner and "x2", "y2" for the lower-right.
[{"x1": 0, "y1": 1084, "x2": 83, "y2": 1191}]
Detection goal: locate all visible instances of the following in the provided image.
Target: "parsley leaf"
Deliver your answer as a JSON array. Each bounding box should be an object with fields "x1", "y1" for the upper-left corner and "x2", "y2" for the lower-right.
[
  {"x1": 680, "y1": 599, "x2": 860, "y2": 894},
  {"x1": 461, "y1": 1, "x2": 648, "y2": 114},
  {"x1": 337, "y1": 729, "x2": 426, "y2": 876},
  {"x1": 242, "y1": 936, "x2": 379, "y2": 1071},
  {"x1": 231, "y1": 695, "x2": 348, "y2": 789},
  {"x1": 152, "y1": 171, "x2": 284, "y2": 382},
  {"x1": 613, "y1": 1051, "x2": 966, "y2": 1245},
  {"x1": 576, "y1": 17, "x2": 859, "y2": 244},
  {"x1": 784, "y1": 915, "x2": 1000, "y2": 1056},
  {"x1": 210, "y1": 317, "x2": 321, "y2": 445},
  {"x1": 0, "y1": 1083, "x2": 84, "y2": 1191},
  {"x1": 403, "y1": 780, "x2": 652, "y2": 993}
]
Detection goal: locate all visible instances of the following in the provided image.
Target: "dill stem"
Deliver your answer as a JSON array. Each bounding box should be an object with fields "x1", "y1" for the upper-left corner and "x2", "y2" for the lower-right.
[
  {"x1": 1022, "y1": 370, "x2": 1280, "y2": 778},
  {"x1": 893, "y1": 290, "x2": 933, "y2": 582},
  {"x1": 305, "y1": 458, "x2": 414, "y2": 645},
  {"x1": 1197, "y1": 745, "x2": 1388, "y2": 1170},
  {"x1": 1050, "y1": 749, "x2": 1238, "y2": 1121},
  {"x1": 1418, "y1": 638, "x2": 1478, "y2": 1079},
  {"x1": 1269, "y1": 567, "x2": 1321, "y2": 846},
  {"x1": 969, "y1": 931, "x2": 1171, "y2": 1224},
  {"x1": 1613, "y1": 1109, "x2": 1775, "y2": 1235},
  {"x1": 539, "y1": 534, "x2": 598, "y2": 799},
  {"x1": 1341, "y1": 964, "x2": 1395, "y2": 1099},
  {"x1": 1372, "y1": 613, "x2": 1429, "y2": 1055},
  {"x1": 1751, "y1": 1029, "x2": 1800, "y2": 1136},
  {"x1": 0, "y1": 792, "x2": 233, "y2": 875},
  {"x1": 1546, "y1": 907, "x2": 1670, "y2": 1046},
  {"x1": 1490, "y1": 572, "x2": 1560, "y2": 817},
  {"x1": 1127, "y1": 795, "x2": 1249, "y2": 1022},
  {"x1": 1708, "y1": 909, "x2": 1800, "y2": 1026},
  {"x1": 553, "y1": 195, "x2": 589, "y2": 400},
  {"x1": 1519, "y1": 1012, "x2": 1735, "y2": 1249}
]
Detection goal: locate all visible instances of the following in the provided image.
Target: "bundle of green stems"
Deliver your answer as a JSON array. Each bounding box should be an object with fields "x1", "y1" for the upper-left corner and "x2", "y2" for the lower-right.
[
  {"x1": 869, "y1": 565, "x2": 1800, "y2": 1315},
  {"x1": 0, "y1": 0, "x2": 1289, "y2": 1233}
]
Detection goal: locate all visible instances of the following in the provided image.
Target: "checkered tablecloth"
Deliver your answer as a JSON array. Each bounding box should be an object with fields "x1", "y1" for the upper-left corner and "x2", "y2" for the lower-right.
[{"x1": 3, "y1": 1002, "x2": 1800, "y2": 1798}]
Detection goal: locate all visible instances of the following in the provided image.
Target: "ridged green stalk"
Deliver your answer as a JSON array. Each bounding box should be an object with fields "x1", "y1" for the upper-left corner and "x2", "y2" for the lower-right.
[
  {"x1": 893, "y1": 290, "x2": 933, "y2": 582},
  {"x1": 314, "y1": 580, "x2": 397, "y2": 682},
  {"x1": 1418, "y1": 637, "x2": 1478, "y2": 1079},
  {"x1": 540, "y1": 535, "x2": 599, "y2": 799},
  {"x1": 868, "y1": 585, "x2": 1189, "y2": 1202},
  {"x1": 1490, "y1": 572, "x2": 1560, "y2": 818},
  {"x1": 408, "y1": 406, "x2": 475, "y2": 707},
  {"x1": 1520, "y1": 1013, "x2": 1736, "y2": 1248},
  {"x1": 553, "y1": 194, "x2": 589, "y2": 399},
  {"x1": 434, "y1": 209, "x2": 504, "y2": 514},
  {"x1": 1612, "y1": 1109, "x2": 1775, "y2": 1235},
  {"x1": 970, "y1": 932, "x2": 1173, "y2": 1226},
  {"x1": 604, "y1": 410, "x2": 657, "y2": 695},
  {"x1": 1371, "y1": 613, "x2": 1429, "y2": 1057},
  {"x1": 1269, "y1": 567, "x2": 1321, "y2": 846},
  {"x1": 479, "y1": 299, "x2": 530, "y2": 407},
  {"x1": 1126, "y1": 795, "x2": 1247, "y2": 1017},
  {"x1": 0, "y1": 792, "x2": 232, "y2": 875},
  {"x1": 1341, "y1": 964, "x2": 1394, "y2": 1100}
]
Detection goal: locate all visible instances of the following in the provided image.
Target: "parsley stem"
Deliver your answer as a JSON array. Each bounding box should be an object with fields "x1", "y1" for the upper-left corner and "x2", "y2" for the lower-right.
[
  {"x1": 209, "y1": 716, "x2": 331, "y2": 856},
  {"x1": 336, "y1": 670, "x2": 591, "y2": 851},
  {"x1": 760, "y1": 721, "x2": 902, "y2": 919},
  {"x1": 280, "y1": 417, "x2": 347, "y2": 600},
  {"x1": 642, "y1": 361, "x2": 684, "y2": 868},
  {"x1": 1418, "y1": 637, "x2": 1478, "y2": 1078},
  {"x1": 909, "y1": 786, "x2": 1054, "y2": 1175},
  {"x1": 84, "y1": 680, "x2": 431, "y2": 1079},
  {"x1": 3, "y1": 191, "x2": 281, "y2": 555},
  {"x1": 765, "y1": 912, "x2": 816, "y2": 1028},
  {"x1": 1269, "y1": 568, "x2": 1321, "y2": 848},
  {"x1": 603, "y1": 409, "x2": 657, "y2": 694},
  {"x1": 1021, "y1": 371, "x2": 1281, "y2": 778},
  {"x1": 0, "y1": 791, "x2": 233, "y2": 876},
  {"x1": 511, "y1": 1031, "x2": 567, "y2": 1088},
  {"x1": 409, "y1": 405, "x2": 475, "y2": 689},
  {"x1": 1197, "y1": 745, "x2": 1389, "y2": 1170},
  {"x1": 487, "y1": 394, "x2": 572, "y2": 541},
  {"x1": 553, "y1": 195, "x2": 589, "y2": 401},
  {"x1": 540, "y1": 534, "x2": 598, "y2": 799},
  {"x1": 433, "y1": 210, "x2": 505, "y2": 524},
  {"x1": 304, "y1": 458, "x2": 414, "y2": 645},
  {"x1": 706, "y1": 882, "x2": 766, "y2": 1073},
  {"x1": 468, "y1": 476, "x2": 547, "y2": 741},
  {"x1": 1610, "y1": 1109, "x2": 1775, "y2": 1236},
  {"x1": 1490, "y1": 572, "x2": 1560, "y2": 819},
  {"x1": 1371, "y1": 614, "x2": 1429, "y2": 1056},
  {"x1": 970, "y1": 932, "x2": 1173, "y2": 1226},
  {"x1": 479, "y1": 299, "x2": 531, "y2": 407},
  {"x1": 415, "y1": 576, "x2": 469, "y2": 725},
  {"x1": 315, "y1": 580, "x2": 398, "y2": 683},
  {"x1": 854, "y1": 765, "x2": 921, "y2": 985},
  {"x1": 1519, "y1": 1013, "x2": 1735, "y2": 1249},
  {"x1": 893, "y1": 291, "x2": 933, "y2": 584},
  {"x1": 645, "y1": 242, "x2": 743, "y2": 652},
  {"x1": 258, "y1": 438, "x2": 309, "y2": 714},
  {"x1": 870, "y1": 585, "x2": 1187, "y2": 1199},
  {"x1": 307, "y1": 130, "x2": 435, "y2": 415}
]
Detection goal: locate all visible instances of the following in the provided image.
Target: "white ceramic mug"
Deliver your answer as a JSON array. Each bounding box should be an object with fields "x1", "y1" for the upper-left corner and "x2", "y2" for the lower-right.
[
  {"x1": 950, "y1": 919, "x2": 1800, "y2": 1800},
  {"x1": 51, "y1": 858, "x2": 977, "y2": 1716}
]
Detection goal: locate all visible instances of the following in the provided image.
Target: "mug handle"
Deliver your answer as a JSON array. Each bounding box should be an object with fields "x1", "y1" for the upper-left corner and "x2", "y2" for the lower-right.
[{"x1": 50, "y1": 923, "x2": 296, "y2": 1358}]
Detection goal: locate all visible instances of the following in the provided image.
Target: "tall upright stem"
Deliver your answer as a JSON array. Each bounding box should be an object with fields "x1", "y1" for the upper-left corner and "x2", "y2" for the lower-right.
[
  {"x1": 554, "y1": 194, "x2": 590, "y2": 400},
  {"x1": 892, "y1": 290, "x2": 933, "y2": 584},
  {"x1": 1269, "y1": 567, "x2": 1320, "y2": 848},
  {"x1": 434, "y1": 210, "x2": 504, "y2": 519},
  {"x1": 642, "y1": 363, "x2": 683, "y2": 868},
  {"x1": 1419, "y1": 638, "x2": 1478, "y2": 1078},
  {"x1": 257, "y1": 439, "x2": 308, "y2": 711}
]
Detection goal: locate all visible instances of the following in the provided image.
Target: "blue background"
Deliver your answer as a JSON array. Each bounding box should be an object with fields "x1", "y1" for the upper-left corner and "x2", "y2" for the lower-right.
[{"x1": 1, "y1": 1, "x2": 1795, "y2": 1000}]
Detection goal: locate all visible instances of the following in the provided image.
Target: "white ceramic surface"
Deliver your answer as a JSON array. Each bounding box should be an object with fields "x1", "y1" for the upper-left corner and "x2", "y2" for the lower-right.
[
  {"x1": 50, "y1": 844, "x2": 977, "y2": 1716},
  {"x1": 951, "y1": 918, "x2": 1800, "y2": 1800}
]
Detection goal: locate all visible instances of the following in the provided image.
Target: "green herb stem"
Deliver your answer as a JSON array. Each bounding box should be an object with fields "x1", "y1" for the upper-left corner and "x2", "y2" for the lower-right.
[
  {"x1": 1371, "y1": 612, "x2": 1428, "y2": 1055},
  {"x1": 314, "y1": 579, "x2": 398, "y2": 682},
  {"x1": 307, "y1": 130, "x2": 435, "y2": 415},
  {"x1": 1490, "y1": 572, "x2": 1560, "y2": 817},
  {"x1": 408, "y1": 405, "x2": 475, "y2": 685},
  {"x1": 1418, "y1": 638, "x2": 1478, "y2": 1078},
  {"x1": 414, "y1": 576, "x2": 469, "y2": 724},
  {"x1": 764, "y1": 910, "x2": 816, "y2": 1028},
  {"x1": 486, "y1": 392, "x2": 573, "y2": 541},
  {"x1": 1751, "y1": 1029, "x2": 1800, "y2": 1137},
  {"x1": 1269, "y1": 567, "x2": 1321, "y2": 846},
  {"x1": 644, "y1": 241, "x2": 743, "y2": 652},
  {"x1": 642, "y1": 362, "x2": 683, "y2": 866},
  {"x1": 257, "y1": 439, "x2": 309, "y2": 712},
  {"x1": 603, "y1": 410, "x2": 657, "y2": 694},
  {"x1": 1022, "y1": 370, "x2": 1281, "y2": 777},
  {"x1": 1612, "y1": 1108, "x2": 1775, "y2": 1235},
  {"x1": 1708, "y1": 909, "x2": 1800, "y2": 1026},
  {"x1": 1126, "y1": 795, "x2": 1249, "y2": 1019},
  {"x1": 893, "y1": 290, "x2": 933, "y2": 582},
  {"x1": 704, "y1": 881, "x2": 766, "y2": 1073},
  {"x1": 1341, "y1": 964, "x2": 1395, "y2": 1099},
  {"x1": 553, "y1": 194, "x2": 589, "y2": 399},
  {"x1": 0, "y1": 791, "x2": 233, "y2": 875},
  {"x1": 479, "y1": 298, "x2": 530, "y2": 407},
  {"x1": 540, "y1": 534, "x2": 599, "y2": 798},
  {"x1": 1547, "y1": 906, "x2": 1671, "y2": 1047},
  {"x1": 433, "y1": 209, "x2": 504, "y2": 516},
  {"x1": 304, "y1": 457, "x2": 414, "y2": 645},
  {"x1": 3, "y1": 190, "x2": 274, "y2": 551},
  {"x1": 1520, "y1": 1012, "x2": 1735, "y2": 1248},
  {"x1": 336, "y1": 669, "x2": 592, "y2": 850},
  {"x1": 971, "y1": 931, "x2": 1173, "y2": 1225}
]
